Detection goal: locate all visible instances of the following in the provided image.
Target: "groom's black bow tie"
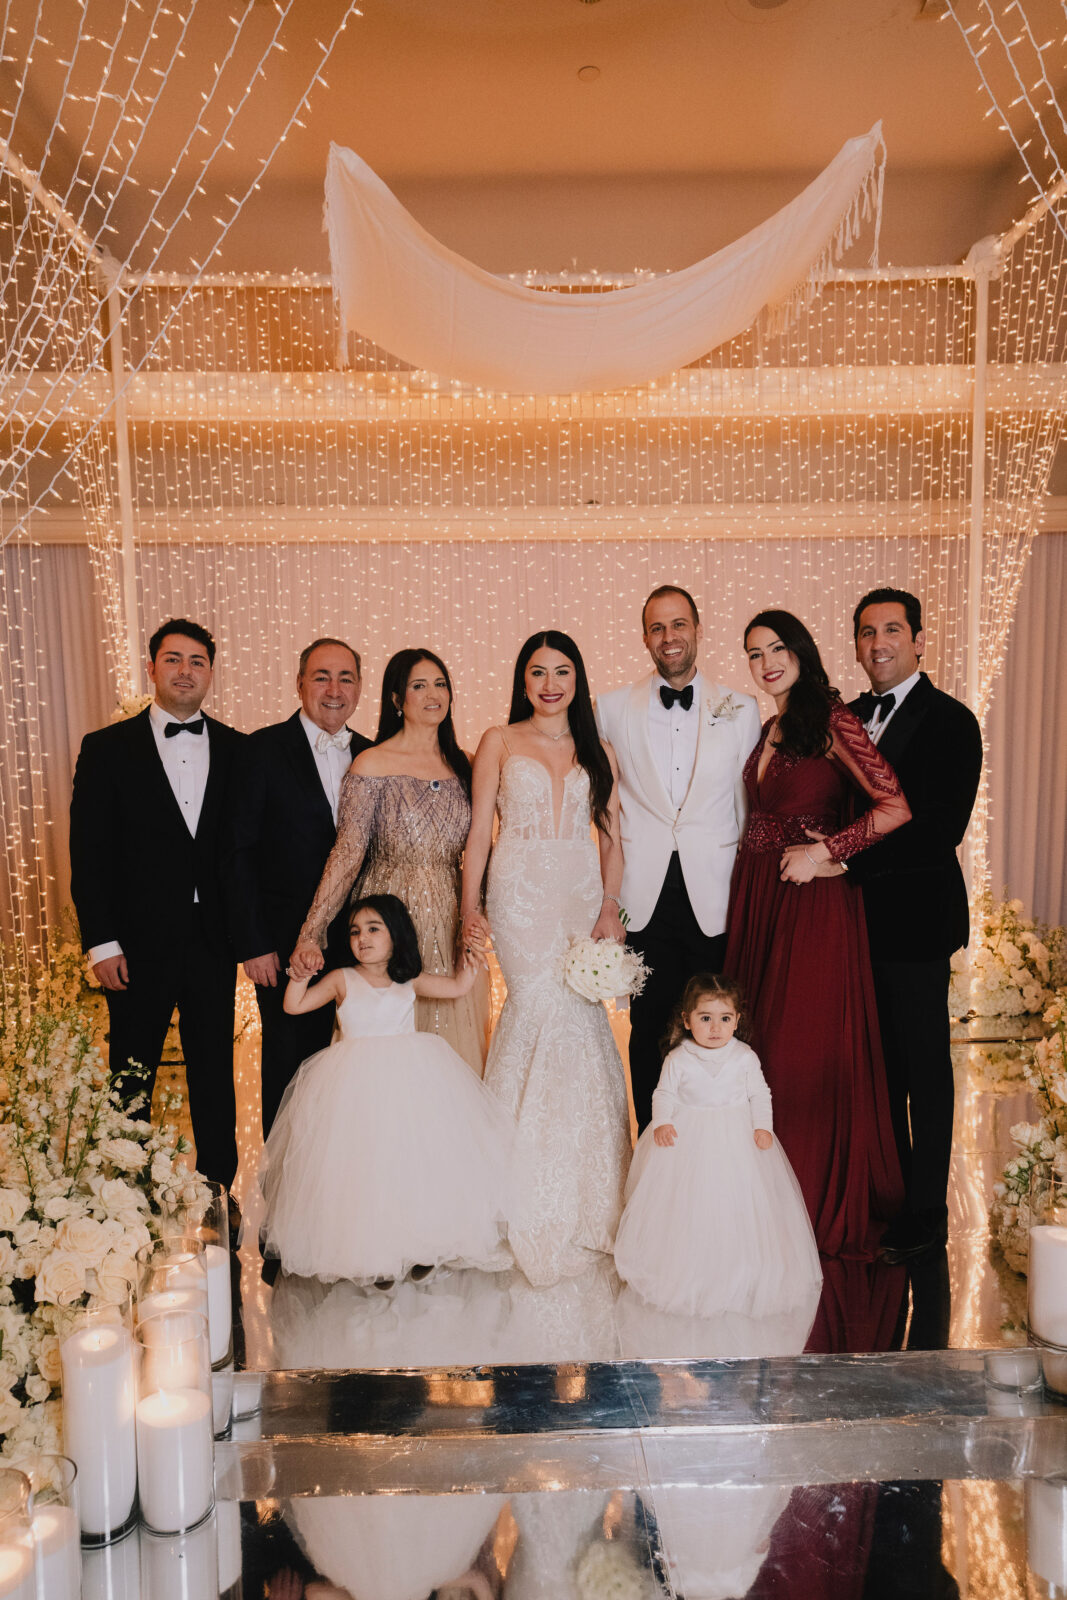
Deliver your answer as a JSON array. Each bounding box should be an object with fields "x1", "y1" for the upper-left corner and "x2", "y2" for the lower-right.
[
  {"x1": 856, "y1": 691, "x2": 896, "y2": 724},
  {"x1": 659, "y1": 684, "x2": 694, "y2": 712},
  {"x1": 164, "y1": 718, "x2": 205, "y2": 737}
]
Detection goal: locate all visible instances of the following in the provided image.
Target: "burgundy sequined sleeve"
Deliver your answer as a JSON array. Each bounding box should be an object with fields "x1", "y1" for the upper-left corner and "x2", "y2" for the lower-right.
[{"x1": 822, "y1": 705, "x2": 912, "y2": 862}]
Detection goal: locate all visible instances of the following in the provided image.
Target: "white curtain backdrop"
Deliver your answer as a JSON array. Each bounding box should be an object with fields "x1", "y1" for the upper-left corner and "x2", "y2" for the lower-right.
[
  {"x1": 987, "y1": 530, "x2": 1067, "y2": 927},
  {"x1": 326, "y1": 126, "x2": 884, "y2": 393},
  {"x1": 3, "y1": 530, "x2": 1062, "y2": 943}
]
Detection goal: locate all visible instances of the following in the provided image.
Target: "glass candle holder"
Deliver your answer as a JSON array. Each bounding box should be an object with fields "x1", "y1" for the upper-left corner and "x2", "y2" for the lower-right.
[
  {"x1": 160, "y1": 1182, "x2": 233, "y2": 1369},
  {"x1": 140, "y1": 1512, "x2": 219, "y2": 1600},
  {"x1": 0, "y1": 1469, "x2": 36, "y2": 1600},
  {"x1": 80, "y1": 1528, "x2": 140, "y2": 1600},
  {"x1": 1027, "y1": 1477, "x2": 1067, "y2": 1595},
  {"x1": 59, "y1": 1297, "x2": 138, "y2": 1544},
  {"x1": 135, "y1": 1239, "x2": 209, "y2": 1331},
  {"x1": 135, "y1": 1311, "x2": 214, "y2": 1536},
  {"x1": 1029, "y1": 1171, "x2": 1067, "y2": 1398},
  {"x1": 27, "y1": 1456, "x2": 80, "y2": 1600}
]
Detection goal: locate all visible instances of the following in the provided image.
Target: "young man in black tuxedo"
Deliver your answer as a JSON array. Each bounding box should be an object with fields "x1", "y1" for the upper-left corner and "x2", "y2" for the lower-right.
[
  {"x1": 69, "y1": 620, "x2": 243, "y2": 1189},
  {"x1": 225, "y1": 638, "x2": 371, "y2": 1136},
  {"x1": 847, "y1": 587, "x2": 983, "y2": 1263}
]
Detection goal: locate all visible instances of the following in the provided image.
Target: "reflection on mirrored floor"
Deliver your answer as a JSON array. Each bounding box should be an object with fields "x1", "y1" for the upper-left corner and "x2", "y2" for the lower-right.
[
  {"x1": 226, "y1": 1023, "x2": 1035, "y2": 1370},
  {"x1": 79, "y1": 1476, "x2": 1067, "y2": 1597}
]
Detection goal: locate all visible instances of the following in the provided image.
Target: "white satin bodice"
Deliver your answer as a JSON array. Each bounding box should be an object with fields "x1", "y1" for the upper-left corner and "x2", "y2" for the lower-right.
[{"x1": 336, "y1": 969, "x2": 416, "y2": 1039}]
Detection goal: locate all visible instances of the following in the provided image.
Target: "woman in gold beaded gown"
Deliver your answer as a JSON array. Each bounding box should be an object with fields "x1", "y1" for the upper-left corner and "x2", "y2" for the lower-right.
[{"x1": 290, "y1": 649, "x2": 489, "y2": 1075}]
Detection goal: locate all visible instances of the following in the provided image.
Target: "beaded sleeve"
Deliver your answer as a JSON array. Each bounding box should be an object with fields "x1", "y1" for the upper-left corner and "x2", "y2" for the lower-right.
[
  {"x1": 822, "y1": 704, "x2": 912, "y2": 863},
  {"x1": 297, "y1": 773, "x2": 380, "y2": 949}
]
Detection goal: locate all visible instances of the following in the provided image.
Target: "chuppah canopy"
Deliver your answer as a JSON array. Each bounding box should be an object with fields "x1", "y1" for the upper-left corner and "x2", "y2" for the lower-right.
[{"x1": 325, "y1": 124, "x2": 885, "y2": 394}]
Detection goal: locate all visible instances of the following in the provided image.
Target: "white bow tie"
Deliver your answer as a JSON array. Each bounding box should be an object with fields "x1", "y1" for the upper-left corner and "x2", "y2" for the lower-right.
[{"x1": 316, "y1": 728, "x2": 352, "y2": 753}]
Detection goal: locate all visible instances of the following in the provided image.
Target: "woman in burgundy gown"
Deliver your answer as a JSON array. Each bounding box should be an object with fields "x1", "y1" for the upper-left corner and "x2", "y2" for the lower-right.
[{"x1": 725, "y1": 610, "x2": 910, "y2": 1260}]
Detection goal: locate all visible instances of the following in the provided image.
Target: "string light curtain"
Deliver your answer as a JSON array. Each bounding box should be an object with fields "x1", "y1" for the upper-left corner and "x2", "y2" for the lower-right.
[{"x1": 3, "y1": 2, "x2": 1067, "y2": 964}]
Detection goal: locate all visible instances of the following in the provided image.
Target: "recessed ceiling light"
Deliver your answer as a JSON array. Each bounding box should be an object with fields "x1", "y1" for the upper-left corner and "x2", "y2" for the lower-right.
[{"x1": 577, "y1": 64, "x2": 601, "y2": 82}]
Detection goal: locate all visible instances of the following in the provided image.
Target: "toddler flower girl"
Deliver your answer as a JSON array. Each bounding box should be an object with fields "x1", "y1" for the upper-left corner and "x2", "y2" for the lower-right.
[
  {"x1": 614, "y1": 974, "x2": 822, "y2": 1319},
  {"x1": 262, "y1": 894, "x2": 514, "y2": 1283}
]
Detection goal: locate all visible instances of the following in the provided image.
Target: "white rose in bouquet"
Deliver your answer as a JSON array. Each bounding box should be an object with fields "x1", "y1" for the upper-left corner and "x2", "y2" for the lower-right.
[
  {"x1": 0, "y1": 1190, "x2": 28, "y2": 1231},
  {"x1": 98, "y1": 1137, "x2": 148, "y2": 1174},
  {"x1": 564, "y1": 936, "x2": 649, "y2": 1004},
  {"x1": 33, "y1": 1249, "x2": 87, "y2": 1306},
  {"x1": 55, "y1": 1214, "x2": 113, "y2": 1268}
]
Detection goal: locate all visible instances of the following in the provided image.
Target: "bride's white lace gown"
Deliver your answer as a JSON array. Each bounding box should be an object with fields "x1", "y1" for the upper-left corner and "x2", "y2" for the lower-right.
[{"x1": 484, "y1": 745, "x2": 630, "y2": 1286}]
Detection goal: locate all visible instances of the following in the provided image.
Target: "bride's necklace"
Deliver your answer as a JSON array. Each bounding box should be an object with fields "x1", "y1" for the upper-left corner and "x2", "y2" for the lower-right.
[{"x1": 531, "y1": 718, "x2": 571, "y2": 743}]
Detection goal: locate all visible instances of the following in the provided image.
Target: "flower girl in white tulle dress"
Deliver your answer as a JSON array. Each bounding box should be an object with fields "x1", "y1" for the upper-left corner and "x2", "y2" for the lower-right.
[
  {"x1": 614, "y1": 974, "x2": 822, "y2": 1319},
  {"x1": 262, "y1": 894, "x2": 514, "y2": 1283}
]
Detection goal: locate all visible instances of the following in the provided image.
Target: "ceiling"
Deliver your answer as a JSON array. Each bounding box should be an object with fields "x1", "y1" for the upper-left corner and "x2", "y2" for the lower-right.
[{"x1": 3, "y1": 0, "x2": 1065, "y2": 272}]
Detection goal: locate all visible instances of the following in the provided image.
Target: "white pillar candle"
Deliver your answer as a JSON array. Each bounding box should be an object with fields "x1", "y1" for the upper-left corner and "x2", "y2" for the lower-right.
[
  {"x1": 139, "y1": 1516, "x2": 218, "y2": 1600},
  {"x1": 1028, "y1": 1479, "x2": 1067, "y2": 1586},
  {"x1": 138, "y1": 1287, "x2": 208, "y2": 1326},
  {"x1": 135, "y1": 1389, "x2": 214, "y2": 1535},
  {"x1": 80, "y1": 1532, "x2": 140, "y2": 1600},
  {"x1": 59, "y1": 1324, "x2": 137, "y2": 1539},
  {"x1": 0, "y1": 1547, "x2": 34, "y2": 1600},
  {"x1": 31, "y1": 1504, "x2": 80, "y2": 1600},
  {"x1": 202, "y1": 1246, "x2": 232, "y2": 1366},
  {"x1": 1029, "y1": 1225, "x2": 1067, "y2": 1343}
]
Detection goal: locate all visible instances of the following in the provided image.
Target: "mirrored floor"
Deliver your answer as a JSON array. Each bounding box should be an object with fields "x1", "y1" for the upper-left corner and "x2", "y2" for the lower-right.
[{"x1": 225, "y1": 1018, "x2": 1040, "y2": 1370}]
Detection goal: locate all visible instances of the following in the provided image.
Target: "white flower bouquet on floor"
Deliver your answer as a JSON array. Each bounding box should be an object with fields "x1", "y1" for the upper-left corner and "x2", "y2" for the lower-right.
[
  {"x1": 0, "y1": 935, "x2": 212, "y2": 1462},
  {"x1": 990, "y1": 989, "x2": 1067, "y2": 1275},
  {"x1": 564, "y1": 937, "x2": 649, "y2": 1003},
  {"x1": 950, "y1": 893, "x2": 1066, "y2": 1020}
]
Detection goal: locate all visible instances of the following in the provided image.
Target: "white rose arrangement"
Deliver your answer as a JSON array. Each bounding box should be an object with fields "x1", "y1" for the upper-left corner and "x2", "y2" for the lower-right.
[
  {"x1": 109, "y1": 691, "x2": 153, "y2": 723},
  {"x1": 564, "y1": 937, "x2": 649, "y2": 1004},
  {"x1": 950, "y1": 894, "x2": 1066, "y2": 1020},
  {"x1": 0, "y1": 940, "x2": 212, "y2": 1462},
  {"x1": 575, "y1": 1539, "x2": 655, "y2": 1600},
  {"x1": 990, "y1": 990, "x2": 1067, "y2": 1275}
]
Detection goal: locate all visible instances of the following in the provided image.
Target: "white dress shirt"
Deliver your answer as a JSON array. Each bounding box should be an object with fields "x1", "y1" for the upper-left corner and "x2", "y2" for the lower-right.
[
  {"x1": 300, "y1": 711, "x2": 352, "y2": 825},
  {"x1": 863, "y1": 668, "x2": 922, "y2": 745},
  {"x1": 88, "y1": 701, "x2": 210, "y2": 968},
  {"x1": 651, "y1": 1036, "x2": 773, "y2": 1132},
  {"x1": 648, "y1": 670, "x2": 702, "y2": 810}
]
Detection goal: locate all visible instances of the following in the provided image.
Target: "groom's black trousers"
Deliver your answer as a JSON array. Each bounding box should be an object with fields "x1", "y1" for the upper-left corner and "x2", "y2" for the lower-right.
[{"x1": 625, "y1": 853, "x2": 727, "y2": 1132}]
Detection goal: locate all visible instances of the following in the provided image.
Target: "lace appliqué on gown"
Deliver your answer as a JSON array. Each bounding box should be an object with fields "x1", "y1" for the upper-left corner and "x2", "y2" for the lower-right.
[{"x1": 484, "y1": 755, "x2": 630, "y2": 1287}]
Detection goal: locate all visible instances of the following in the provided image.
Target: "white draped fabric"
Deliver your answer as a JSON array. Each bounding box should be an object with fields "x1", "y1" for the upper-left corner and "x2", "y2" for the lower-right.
[
  {"x1": 3, "y1": 530, "x2": 1063, "y2": 948},
  {"x1": 325, "y1": 126, "x2": 884, "y2": 394}
]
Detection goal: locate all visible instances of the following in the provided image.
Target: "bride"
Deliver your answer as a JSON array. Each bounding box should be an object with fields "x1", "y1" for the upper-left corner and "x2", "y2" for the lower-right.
[{"x1": 461, "y1": 631, "x2": 632, "y2": 1287}]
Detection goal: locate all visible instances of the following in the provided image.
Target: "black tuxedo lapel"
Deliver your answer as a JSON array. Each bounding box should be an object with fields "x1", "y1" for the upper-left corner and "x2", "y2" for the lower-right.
[
  {"x1": 132, "y1": 707, "x2": 191, "y2": 838},
  {"x1": 194, "y1": 714, "x2": 229, "y2": 841},
  {"x1": 280, "y1": 711, "x2": 335, "y2": 832},
  {"x1": 874, "y1": 674, "x2": 935, "y2": 771}
]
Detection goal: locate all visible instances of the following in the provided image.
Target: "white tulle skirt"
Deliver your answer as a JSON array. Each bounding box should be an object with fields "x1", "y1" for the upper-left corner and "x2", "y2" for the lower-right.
[
  {"x1": 613, "y1": 1104, "x2": 822, "y2": 1319},
  {"x1": 261, "y1": 1033, "x2": 515, "y2": 1282}
]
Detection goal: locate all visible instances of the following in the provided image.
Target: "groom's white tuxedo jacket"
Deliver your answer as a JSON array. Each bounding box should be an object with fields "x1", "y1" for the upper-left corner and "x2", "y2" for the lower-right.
[{"x1": 596, "y1": 673, "x2": 761, "y2": 937}]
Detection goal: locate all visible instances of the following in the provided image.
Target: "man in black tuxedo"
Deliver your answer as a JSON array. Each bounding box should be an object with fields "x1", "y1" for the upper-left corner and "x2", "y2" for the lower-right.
[
  {"x1": 848, "y1": 587, "x2": 983, "y2": 1263},
  {"x1": 69, "y1": 619, "x2": 243, "y2": 1189},
  {"x1": 226, "y1": 638, "x2": 370, "y2": 1136}
]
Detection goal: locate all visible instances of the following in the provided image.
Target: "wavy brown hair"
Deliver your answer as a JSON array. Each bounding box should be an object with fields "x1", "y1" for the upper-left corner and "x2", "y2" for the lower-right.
[{"x1": 663, "y1": 972, "x2": 748, "y2": 1053}]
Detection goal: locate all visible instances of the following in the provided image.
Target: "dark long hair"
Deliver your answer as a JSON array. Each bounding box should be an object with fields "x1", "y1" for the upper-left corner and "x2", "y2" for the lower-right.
[
  {"x1": 507, "y1": 631, "x2": 613, "y2": 834},
  {"x1": 744, "y1": 609, "x2": 840, "y2": 760},
  {"x1": 348, "y1": 894, "x2": 422, "y2": 983},
  {"x1": 375, "y1": 649, "x2": 472, "y2": 795}
]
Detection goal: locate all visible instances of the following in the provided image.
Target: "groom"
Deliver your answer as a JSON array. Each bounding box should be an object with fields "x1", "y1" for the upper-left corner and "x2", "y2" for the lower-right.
[{"x1": 596, "y1": 586, "x2": 760, "y2": 1130}]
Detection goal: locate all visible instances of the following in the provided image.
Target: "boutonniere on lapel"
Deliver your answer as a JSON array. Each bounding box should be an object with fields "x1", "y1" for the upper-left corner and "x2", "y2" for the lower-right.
[{"x1": 705, "y1": 693, "x2": 743, "y2": 725}]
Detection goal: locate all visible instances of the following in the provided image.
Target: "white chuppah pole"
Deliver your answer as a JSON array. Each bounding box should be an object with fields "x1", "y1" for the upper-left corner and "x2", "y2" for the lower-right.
[
  {"x1": 963, "y1": 236, "x2": 1001, "y2": 902},
  {"x1": 103, "y1": 270, "x2": 143, "y2": 698}
]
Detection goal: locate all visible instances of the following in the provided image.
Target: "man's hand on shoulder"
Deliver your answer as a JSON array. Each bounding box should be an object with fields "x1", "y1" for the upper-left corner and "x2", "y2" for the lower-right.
[{"x1": 93, "y1": 954, "x2": 129, "y2": 991}]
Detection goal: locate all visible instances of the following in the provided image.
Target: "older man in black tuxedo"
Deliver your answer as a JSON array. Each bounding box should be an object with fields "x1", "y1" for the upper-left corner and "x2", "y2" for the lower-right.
[
  {"x1": 847, "y1": 587, "x2": 983, "y2": 1263},
  {"x1": 69, "y1": 619, "x2": 243, "y2": 1189},
  {"x1": 226, "y1": 638, "x2": 371, "y2": 1135}
]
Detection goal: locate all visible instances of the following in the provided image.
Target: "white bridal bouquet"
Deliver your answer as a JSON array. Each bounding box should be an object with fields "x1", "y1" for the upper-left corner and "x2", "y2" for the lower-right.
[
  {"x1": 0, "y1": 933, "x2": 211, "y2": 1461},
  {"x1": 564, "y1": 937, "x2": 649, "y2": 1004}
]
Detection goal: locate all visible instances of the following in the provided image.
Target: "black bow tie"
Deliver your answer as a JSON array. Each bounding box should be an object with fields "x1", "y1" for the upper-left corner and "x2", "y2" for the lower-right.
[
  {"x1": 659, "y1": 684, "x2": 694, "y2": 712},
  {"x1": 857, "y1": 692, "x2": 896, "y2": 724},
  {"x1": 164, "y1": 718, "x2": 205, "y2": 737}
]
